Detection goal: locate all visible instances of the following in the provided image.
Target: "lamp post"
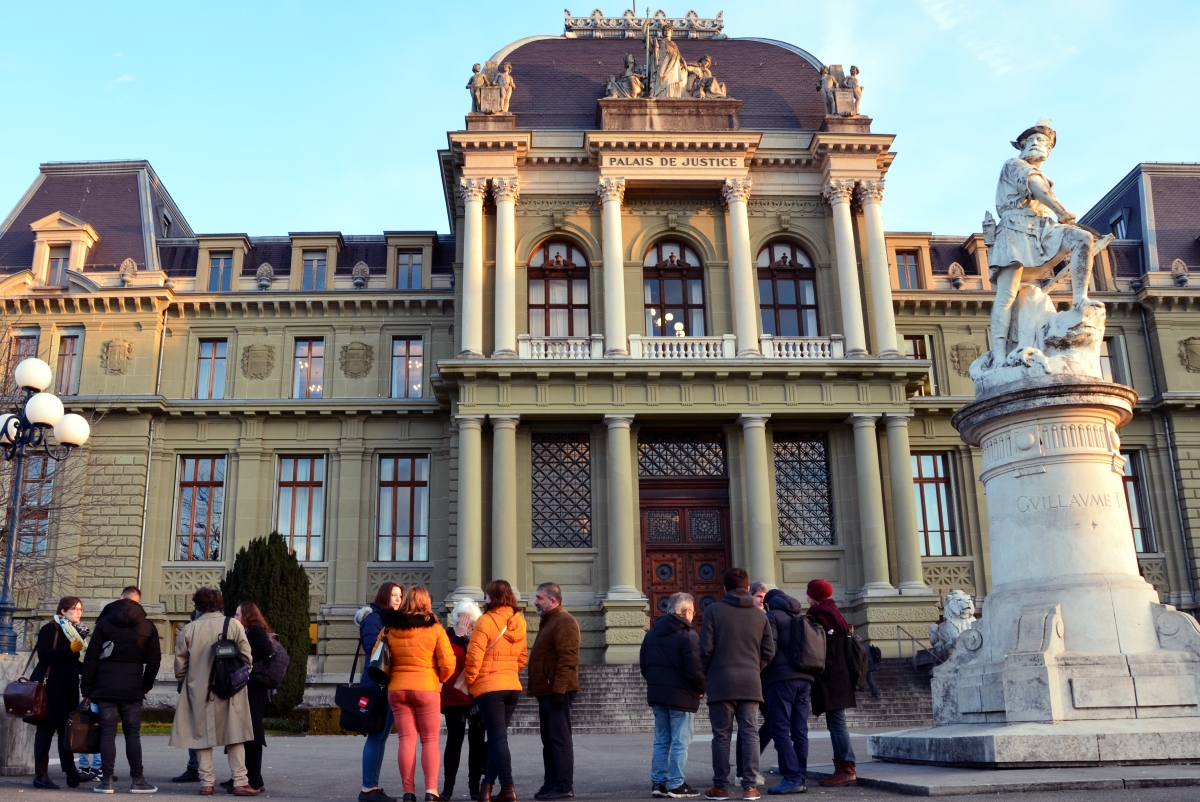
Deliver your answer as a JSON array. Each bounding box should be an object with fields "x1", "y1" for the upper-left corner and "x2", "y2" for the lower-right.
[{"x1": 0, "y1": 358, "x2": 90, "y2": 655}]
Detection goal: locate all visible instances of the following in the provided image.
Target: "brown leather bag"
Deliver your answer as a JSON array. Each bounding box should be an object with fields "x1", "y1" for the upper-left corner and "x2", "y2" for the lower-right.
[{"x1": 3, "y1": 631, "x2": 55, "y2": 722}]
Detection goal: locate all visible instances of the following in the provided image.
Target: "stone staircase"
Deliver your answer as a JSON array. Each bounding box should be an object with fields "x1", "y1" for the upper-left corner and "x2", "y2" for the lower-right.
[{"x1": 507, "y1": 659, "x2": 933, "y2": 734}]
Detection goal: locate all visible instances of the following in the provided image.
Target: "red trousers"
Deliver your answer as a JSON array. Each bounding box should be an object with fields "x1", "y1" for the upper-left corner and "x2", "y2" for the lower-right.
[{"x1": 388, "y1": 690, "x2": 442, "y2": 794}]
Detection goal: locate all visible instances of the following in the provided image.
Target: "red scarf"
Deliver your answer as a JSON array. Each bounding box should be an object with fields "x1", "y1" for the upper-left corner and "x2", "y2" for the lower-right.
[{"x1": 807, "y1": 598, "x2": 849, "y2": 635}]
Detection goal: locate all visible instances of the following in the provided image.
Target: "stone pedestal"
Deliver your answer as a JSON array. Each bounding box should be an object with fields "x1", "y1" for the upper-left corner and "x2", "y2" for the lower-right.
[
  {"x1": 600, "y1": 598, "x2": 649, "y2": 664},
  {"x1": 597, "y1": 98, "x2": 742, "y2": 131},
  {"x1": 0, "y1": 654, "x2": 36, "y2": 776},
  {"x1": 465, "y1": 113, "x2": 516, "y2": 131}
]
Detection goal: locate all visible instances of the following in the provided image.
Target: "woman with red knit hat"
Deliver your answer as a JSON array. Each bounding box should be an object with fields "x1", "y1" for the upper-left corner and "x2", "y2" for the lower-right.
[{"x1": 805, "y1": 579, "x2": 858, "y2": 787}]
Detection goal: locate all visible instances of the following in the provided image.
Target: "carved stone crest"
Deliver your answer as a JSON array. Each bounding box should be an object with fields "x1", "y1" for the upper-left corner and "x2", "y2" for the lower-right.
[
  {"x1": 256, "y1": 263, "x2": 274, "y2": 290},
  {"x1": 119, "y1": 258, "x2": 137, "y2": 286},
  {"x1": 1172, "y1": 258, "x2": 1190, "y2": 287},
  {"x1": 949, "y1": 342, "x2": 982, "y2": 377},
  {"x1": 100, "y1": 339, "x2": 135, "y2": 375},
  {"x1": 241, "y1": 344, "x2": 275, "y2": 380},
  {"x1": 339, "y1": 342, "x2": 374, "y2": 379},
  {"x1": 1179, "y1": 337, "x2": 1200, "y2": 373},
  {"x1": 352, "y1": 261, "x2": 370, "y2": 289},
  {"x1": 947, "y1": 262, "x2": 966, "y2": 289}
]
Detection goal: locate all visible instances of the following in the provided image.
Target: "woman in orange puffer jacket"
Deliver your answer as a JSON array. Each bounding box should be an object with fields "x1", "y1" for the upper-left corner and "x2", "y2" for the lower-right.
[
  {"x1": 462, "y1": 580, "x2": 528, "y2": 802},
  {"x1": 382, "y1": 586, "x2": 455, "y2": 802}
]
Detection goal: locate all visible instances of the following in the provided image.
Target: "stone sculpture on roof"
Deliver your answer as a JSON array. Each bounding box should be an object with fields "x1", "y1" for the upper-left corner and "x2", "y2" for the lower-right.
[
  {"x1": 466, "y1": 61, "x2": 515, "y2": 114},
  {"x1": 605, "y1": 53, "x2": 645, "y2": 99},
  {"x1": 686, "y1": 55, "x2": 726, "y2": 98},
  {"x1": 650, "y1": 25, "x2": 688, "y2": 98},
  {"x1": 818, "y1": 64, "x2": 864, "y2": 117},
  {"x1": 600, "y1": 20, "x2": 731, "y2": 102}
]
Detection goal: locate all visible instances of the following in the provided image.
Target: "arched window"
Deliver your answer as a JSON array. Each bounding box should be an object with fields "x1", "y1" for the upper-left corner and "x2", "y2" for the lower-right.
[
  {"x1": 528, "y1": 241, "x2": 589, "y2": 337},
  {"x1": 643, "y1": 241, "x2": 705, "y2": 337},
  {"x1": 757, "y1": 241, "x2": 818, "y2": 337}
]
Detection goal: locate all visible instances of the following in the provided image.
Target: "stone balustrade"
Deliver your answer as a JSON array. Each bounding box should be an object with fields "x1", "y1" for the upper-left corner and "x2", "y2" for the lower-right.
[
  {"x1": 628, "y1": 334, "x2": 737, "y2": 359},
  {"x1": 517, "y1": 334, "x2": 605, "y2": 359},
  {"x1": 761, "y1": 334, "x2": 845, "y2": 359},
  {"x1": 509, "y1": 333, "x2": 853, "y2": 361}
]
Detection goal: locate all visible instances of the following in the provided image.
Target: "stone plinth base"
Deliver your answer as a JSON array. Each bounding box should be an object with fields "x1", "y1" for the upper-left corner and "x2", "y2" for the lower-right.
[
  {"x1": 597, "y1": 98, "x2": 742, "y2": 131},
  {"x1": 600, "y1": 598, "x2": 649, "y2": 664},
  {"x1": 466, "y1": 112, "x2": 516, "y2": 131},
  {"x1": 869, "y1": 717, "x2": 1200, "y2": 768},
  {"x1": 819, "y1": 114, "x2": 872, "y2": 133},
  {"x1": 0, "y1": 654, "x2": 36, "y2": 776}
]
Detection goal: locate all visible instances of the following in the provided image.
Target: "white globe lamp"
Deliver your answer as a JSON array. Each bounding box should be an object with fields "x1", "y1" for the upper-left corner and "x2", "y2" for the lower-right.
[
  {"x1": 53, "y1": 413, "x2": 90, "y2": 447},
  {"x1": 13, "y1": 358, "x2": 51, "y2": 393},
  {"x1": 0, "y1": 413, "x2": 14, "y2": 445},
  {"x1": 25, "y1": 393, "x2": 64, "y2": 428}
]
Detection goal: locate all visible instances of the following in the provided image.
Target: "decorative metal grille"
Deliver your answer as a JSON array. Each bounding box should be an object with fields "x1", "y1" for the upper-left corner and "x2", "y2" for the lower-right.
[
  {"x1": 774, "y1": 433, "x2": 835, "y2": 546},
  {"x1": 531, "y1": 433, "x2": 592, "y2": 548},
  {"x1": 646, "y1": 509, "x2": 682, "y2": 543},
  {"x1": 688, "y1": 510, "x2": 723, "y2": 543},
  {"x1": 638, "y1": 431, "x2": 726, "y2": 476}
]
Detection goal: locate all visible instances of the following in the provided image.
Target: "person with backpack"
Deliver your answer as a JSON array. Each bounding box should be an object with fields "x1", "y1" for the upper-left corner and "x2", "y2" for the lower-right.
[
  {"x1": 805, "y1": 580, "x2": 858, "y2": 788},
  {"x1": 357, "y1": 582, "x2": 404, "y2": 802},
  {"x1": 761, "y1": 590, "x2": 822, "y2": 795},
  {"x1": 80, "y1": 585, "x2": 161, "y2": 795},
  {"x1": 227, "y1": 603, "x2": 283, "y2": 794},
  {"x1": 169, "y1": 587, "x2": 256, "y2": 796},
  {"x1": 857, "y1": 639, "x2": 881, "y2": 699}
]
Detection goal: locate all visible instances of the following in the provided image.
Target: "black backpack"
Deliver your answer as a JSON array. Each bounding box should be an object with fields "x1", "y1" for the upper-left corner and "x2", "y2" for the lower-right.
[
  {"x1": 209, "y1": 617, "x2": 250, "y2": 700},
  {"x1": 251, "y1": 633, "x2": 291, "y2": 691},
  {"x1": 785, "y1": 612, "x2": 827, "y2": 676}
]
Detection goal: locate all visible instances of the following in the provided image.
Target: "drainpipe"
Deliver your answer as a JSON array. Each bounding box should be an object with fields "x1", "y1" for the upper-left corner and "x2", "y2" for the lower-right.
[{"x1": 136, "y1": 306, "x2": 168, "y2": 588}]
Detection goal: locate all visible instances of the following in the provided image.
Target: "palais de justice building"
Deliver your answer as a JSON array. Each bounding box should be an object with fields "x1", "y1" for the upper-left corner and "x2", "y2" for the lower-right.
[{"x1": 1, "y1": 11, "x2": 1198, "y2": 674}]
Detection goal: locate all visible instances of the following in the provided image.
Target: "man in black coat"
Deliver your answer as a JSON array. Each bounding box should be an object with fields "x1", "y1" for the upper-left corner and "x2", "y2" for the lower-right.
[
  {"x1": 640, "y1": 592, "x2": 706, "y2": 799},
  {"x1": 761, "y1": 590, "x2": 816, "y2": 795},
  {"x1": 698, "y1": 569, "x2": 774, "y2": 801},
  {"x1": 81, "y1": 586, "x2": 161, "y2": 794}
]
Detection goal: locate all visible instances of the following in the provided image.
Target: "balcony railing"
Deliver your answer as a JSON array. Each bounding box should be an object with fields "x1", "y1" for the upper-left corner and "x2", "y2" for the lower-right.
[
  {"x1": 517, "y1": 334, "x2": 604, "y2": 359},
  {"x1": 760, "y1": 334, "x2": 845, "y2": 359},
  {"x1": 628, "y1": 334, "x2": 737, "y2": 360}
]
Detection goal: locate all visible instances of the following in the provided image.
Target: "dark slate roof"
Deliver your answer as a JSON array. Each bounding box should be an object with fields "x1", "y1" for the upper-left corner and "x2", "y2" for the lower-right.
[
  {"x1": 433, "y1": 235, "x2": 456, "y2": 274},
  {"x1": 158, "y1": 243, "x2": 199, "y2": 277},
  {"x1": 499, "y1": 37, "x2": 825, "y2": 130},
  {"x1": 245, "y1": 238, "x2": 293, "y2": 276},
  {"x1": 928, "y1": 238, "x2": 976, "y2": 276},
  {"x1": 1109, "y1": 242, "x2": 1143, "y2": 278},
  {"x1": 337, "y1": 237, "x2": 389, "y2": 275}
]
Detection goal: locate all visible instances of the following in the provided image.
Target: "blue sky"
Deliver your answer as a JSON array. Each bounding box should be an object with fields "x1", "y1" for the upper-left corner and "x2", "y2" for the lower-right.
[{"x1": 1, "y1": 1, "x2": 1197, "y2": 239}]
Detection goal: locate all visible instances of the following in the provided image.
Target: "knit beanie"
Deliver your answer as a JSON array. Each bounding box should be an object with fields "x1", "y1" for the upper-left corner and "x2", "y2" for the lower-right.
[{"x1": 807, "y1": 578, "x2": 833, "y2": 602}]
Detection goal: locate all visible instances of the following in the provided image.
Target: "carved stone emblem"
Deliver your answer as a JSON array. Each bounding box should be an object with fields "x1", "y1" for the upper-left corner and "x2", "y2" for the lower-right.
[
  {"x1": 947, "y1": 262, "x2": 966, "y2": 289},
  {"x1": 119, "y1": 258, "x2": 137, "y2": 286},
  {"x1": 100, "y1": 339, "x2": 135, "y2": 375},
  {"x1": 352, "y1": 261, "x2": 370, "y2": 289},
  {"x1": 339, "y1": 342, "x2": 374, "y2": 379},
  {"x1": 256, "y1": 263, "x2": 274, "y2": 290},
  {"x1": 949, "y1": 342, "x2": 982, "y2": 377},
  {"x1": 241, "y1": 344, "x2": 275, "y2": 380},
  {"x1": 1179, "y1": 337, "x2": 1200, "y2": 373}
]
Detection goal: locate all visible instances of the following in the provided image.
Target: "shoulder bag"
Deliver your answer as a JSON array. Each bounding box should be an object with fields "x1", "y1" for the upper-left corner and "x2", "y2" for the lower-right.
[
  {"x1": 335, "y1": 640, "x2": 387, "y2": 734},
  {"x1": 365, "y1": 627, "x2": 391, "y2": 686},
  {"x1": 66, "y1": 700, "x2": 101, "y2": 753},
  {"x1": 452, "y1": 622, "x2": 508, "y2": 695},
  {"x1": 3, "y1": 630, "x2": 55, "y2": 722}
]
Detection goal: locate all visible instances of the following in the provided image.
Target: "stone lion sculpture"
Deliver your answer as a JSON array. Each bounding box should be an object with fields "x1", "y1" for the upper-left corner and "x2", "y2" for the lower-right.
[{"x1": 929, "y1": 590, "x2": 977, "y2": 661}]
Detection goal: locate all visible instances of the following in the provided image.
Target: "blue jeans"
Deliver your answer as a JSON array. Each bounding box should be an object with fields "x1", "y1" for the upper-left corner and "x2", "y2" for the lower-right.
[
  {"x1": 362, "y1": 705, "x2": 396, "y2": 788},
  {"x1": 766, "y1": 681, "x2": 811, "y2": 784},
  {"x1": 825, "y1": 708, "x2": 856, "y2": 764},
  {"x1": 79, "y1": 754, "x2": 101, "y2": 770},
  {"x1": 650, "y1": 707, "x2": 694, "y2": 790}
]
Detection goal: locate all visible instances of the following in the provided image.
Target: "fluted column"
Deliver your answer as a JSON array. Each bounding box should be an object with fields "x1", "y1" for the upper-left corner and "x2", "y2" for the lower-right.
[
  {"x1": 605, "y1": 415, "x2": 642, "y2": 598},
  {"x1": 884, "y1": 413, "x2": 931, "y2": 593},
  {"x1": 824, "y1": 180, "x2": 868, "y2": 358},
  {"x1": 859, "y1": 180, "x2": 901, "y2": 357},
  {"x1": 491, "y1": 415, "x2": 519, "y2": 594},
  {"x1": 739, "y1": 414, "x2": 777, "y2": 587},
  {"x1": 723, "y1": 178, "x2": 760, "y2": 356},
  {"x1": 453, "y1": 415, "x2": 485, "y2": 598},
  {"x1": 459, "y1": 178, "x2": 488, "y2": 358},
  {"x1": 598, "y1": 178, "x2": 628, "y2": 356},
  {"x1": 848, "y1": 413, "x2": 894, "y2": 594},
  {"x1": 492, "y1": 177, "x2": 520, "y2": 357}
]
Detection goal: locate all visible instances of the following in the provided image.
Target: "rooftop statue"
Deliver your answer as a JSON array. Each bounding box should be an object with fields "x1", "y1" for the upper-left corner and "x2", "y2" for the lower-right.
[
  {"x1": 467, "y1": 63, "x2": 489, "y2": 113},
  {"x1": 843, "y1": 65, "x2": 862, "y2": 116},
  {"x1": 818, "y1": 64, "x2": 864, "y2": 117},
  {"x1": 649, "y1": 25, "x2": 687, "y2": 98},
  {"x1": 605, "y1": 53, "x2": 645, "y2": 99},
  {"x1": 602, "y1": 22, "x2": 731, "y2": 101},
  {"x1": 686, "y1": 55, "x2": 726, "y2": 98},
  {"x1": 466, "y1": 61, "x2": 515, "y2": 114}
]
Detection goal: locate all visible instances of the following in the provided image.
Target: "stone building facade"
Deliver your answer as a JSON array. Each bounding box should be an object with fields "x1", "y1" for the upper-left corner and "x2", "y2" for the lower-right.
[{"x1": 0, "y1": 13, "x2": 1196, "y2": 679}]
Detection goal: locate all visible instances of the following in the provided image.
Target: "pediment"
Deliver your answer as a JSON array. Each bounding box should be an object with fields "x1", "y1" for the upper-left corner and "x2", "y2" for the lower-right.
[{"x1": 29, "y1": 211, "x2": 100, "y2": 244}]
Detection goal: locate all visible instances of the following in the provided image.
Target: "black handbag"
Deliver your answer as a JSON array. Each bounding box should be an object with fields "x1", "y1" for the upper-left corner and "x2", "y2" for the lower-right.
[
  {"x1": 365, "y1": 627, "x2": 391, "y2": 686},
  {"x1": 335, "y1": 641, "x2": 387, "y2": 735},
  {"x1": 66, "y1": 701, "x2": 101, "y2": 754}
]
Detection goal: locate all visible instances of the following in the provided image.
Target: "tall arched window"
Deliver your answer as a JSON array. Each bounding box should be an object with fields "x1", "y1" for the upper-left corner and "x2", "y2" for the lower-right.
[
  {"x1": 528, "y1": 241, "x2": 589, "y2": 337},
  {"x1": 643, "y1": 241, "x2": 706, "y2": 336},
  {"x1": 757, "y1": 241, "x2": 818, "y2": 337}
]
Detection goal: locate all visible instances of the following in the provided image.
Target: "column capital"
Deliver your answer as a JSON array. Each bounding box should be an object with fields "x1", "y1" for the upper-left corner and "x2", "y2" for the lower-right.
[
  {"x1": 490, "y1": 415, "x2": 520, "y2": 430},
  {"x1": 822, "y1": 179, "x2": 856, "y2": 205},
  {"x1": 459, "y1": 177, "x2": 488, "y2": 204},
  {"x1": 845, "y1": 412, "x2": 881, "y2": 429},
  {"x1": 492, "y1": 176, "x2": 521, "y2": 203},
  {"x1": 737, "y1": 413, "x2": 771, "y2": 429},
  {"x1": 721, "y1": 177, "x2": 753, "y2": 205},
  {"x1": 597, "y1": 177, "x2": 626, "y2": 204},
  {"x1": 455, "y1": 414, "x2": 485, "y2": 430},
  {"x1": 857, "y1": 178, "x2": 885, "y2": 205},
  {"x1": 882, "y1": 412, "x2": 914, "y2": 428},
  {"x1": 604, "y1": 414, "x2": 634, "y2": 430}
]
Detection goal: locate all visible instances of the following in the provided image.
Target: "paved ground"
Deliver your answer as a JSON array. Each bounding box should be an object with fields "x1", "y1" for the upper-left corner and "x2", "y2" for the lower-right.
[{"x1": 3, "y1": 730, "x2": 1198, "y2": 801}]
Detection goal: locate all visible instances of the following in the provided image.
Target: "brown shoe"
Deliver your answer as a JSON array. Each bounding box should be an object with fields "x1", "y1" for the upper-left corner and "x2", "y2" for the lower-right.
[
  {"x1": 497, "y1": 785, "x2": 517, "y2": 802},
  {"x1": 741, "y1": 789, "x2": 760, "y2": 800},
  {"x1": 818, "y1": 761, "x2": 857, "y2": 787},
  {"x1": 478, "y1": 786, "x2": 492, "y2": 802},
  {"x1": 703, "y1": 790, "x2": 730, "y2": 800},
  {"x1": 200, "y1": 788, "x2": 214, "y2": 796},
  {"x1": 232, "y1": 788, "x2": 260, "y2": 796}
]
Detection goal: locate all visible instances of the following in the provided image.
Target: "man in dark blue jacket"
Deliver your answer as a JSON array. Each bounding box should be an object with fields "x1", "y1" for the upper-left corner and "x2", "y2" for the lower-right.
[
  {"x1": 761, "y1": 590, "x2": 816, "y2": 795},
  {"x1": 640, "y1": 592, "x2": 706, "y2": 799}
]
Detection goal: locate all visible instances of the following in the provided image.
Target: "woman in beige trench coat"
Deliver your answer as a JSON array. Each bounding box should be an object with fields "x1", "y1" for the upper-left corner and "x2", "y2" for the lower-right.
[{"x1": 169, "y1": 588, "x2": 257, "y2": 796}]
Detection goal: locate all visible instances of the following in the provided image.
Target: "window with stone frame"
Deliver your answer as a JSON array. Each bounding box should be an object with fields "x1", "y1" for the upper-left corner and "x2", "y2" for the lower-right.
[
  {"x1": 276, "y1": 456, "x2": 326, "y2": 561},
  {"x1": 302, "y1": 250, "x2": 327, "y2": 291},
  {"x1": 12, "y1": 455, "x2": 55, "y2": 557},
  {"x1": 903, "y1": 334, "x2": 938, "y2": 395},
  {"x1": 773, "y1": 432, "x2": 835, "y2": 546},
  {"x1": 528, "y1": 241, "x2": 589, "y2": 337},
  {"x1": 1121, "y1": 451, "x2": 1155, "y2": 553},
  {"x1": 390, "y1": 338, "x2": 423, "y2": 398},
  {"x1": 531, "y1": 433, "x2": 592, "y2": 548},
  {"x1": 896, "y1": 250, "x2": 921, "y2": 289},
  {"x1": 376, "y1": 455, "x2": 430, "y2": 561},
  {"x1": 174, "y1": 456, "x2": 226, "y2": 561},
  {"x1": 209, "y1": 252, "x2": 233, "y2": 292},
  {"x1": 912, "y1": 452, "x2": 961, "y2": 556},
  {"x1": 756, "y1": 241, "x2": 819, "y2": 337},
  {"x1": 396, "y1": 251, "x2": 423, "y2": 290},
  {"x1": 55, "y1": 334, "x2": 82, "y2": 396},
  {"x1": 292, "y1": 338, "x2": 324, "y2": 399},
  {"x1": 643, "y1": 241, "x2": 705, "y2": 337},
  {"x1": 6, "y1": 334, "x2": 39, "y2": 396},
  {"x1": 48, "y1": 246, "x2": 70, "y2": 285},
  {"x1": 195, "y1": 339, "x2": 228, "y2": 400}
]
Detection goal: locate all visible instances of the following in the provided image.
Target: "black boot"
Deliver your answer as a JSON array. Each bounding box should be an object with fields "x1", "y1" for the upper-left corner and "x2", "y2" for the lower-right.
[
  {"x1": 33, "y1": 774, "x2": 60, "y2": 790},
  {"x1": 173, "y1": 768, "x2": 201, "y2": 783},
  {"x1": 442, "y1": 785, "x2": 454, "y2": 801},
  {"x1": 66, "y1": 767, "x2": 82, "y2": 788}
]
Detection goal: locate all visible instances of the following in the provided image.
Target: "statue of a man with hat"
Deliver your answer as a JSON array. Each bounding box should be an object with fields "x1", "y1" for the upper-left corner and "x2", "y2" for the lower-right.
[{"x1": 985, "y1": 119, "x2": 1112, "y2": 368}]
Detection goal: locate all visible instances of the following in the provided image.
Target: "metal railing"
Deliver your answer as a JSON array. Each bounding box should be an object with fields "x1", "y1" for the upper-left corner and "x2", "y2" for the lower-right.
[
  {"x1": 628, "y1": 334, "x2": 737, "y2": 360},
  {"x1": 895, "y1": 625, "x2": 936, "y2": 671},
  {"x1": 517, "y1": 334, "x2": 604, "y2": 359},
  {"x1": 760, "y1": 334, "x2": 845, "y2": 359}
]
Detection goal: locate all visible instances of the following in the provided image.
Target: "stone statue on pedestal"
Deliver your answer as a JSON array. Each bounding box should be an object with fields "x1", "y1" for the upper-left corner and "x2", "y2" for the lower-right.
[
  {"x1": 649, "y1": 25, "x2": 687, "y2": 98},
  {"x1": 818, "y1": 66, "x2": 839, "y2": 115},
  {"x1": 928, "y1": 590, "x2": 976, "y2": 662},
  {"x1": 493, "y1": 62, "x2": 515, "y2": 113},
  {"x1": 467, "y1": 63, "x2": 489, "y2": 113},
  {"x1": 605, "y1": 53, "x2": 645, "y2": 99},
  {"x1": 686, "y1": 55, "x2": 727, "y2": 98},
  {"x1": 843, "y1": 65, "x2": 862, "y2": 116}
]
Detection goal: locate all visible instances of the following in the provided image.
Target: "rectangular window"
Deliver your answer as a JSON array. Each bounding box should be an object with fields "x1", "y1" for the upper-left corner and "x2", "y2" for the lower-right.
[
  {"x1": 175, "y1": 456, "x2": 226, "y2": 561},
  {"x1": 1111, "y1": 216, "x2": 1127, "y2": 239},
  {"x1": 209, "y1": 252, "x2": 233, "y2": 292},
  {"x1": 532, "y1": 434, "x2": 593, "y2": 548},
  {"x1": 48, "y1": 246, "x2": 70, "y2": 285},
  {"x1": 391, "y1": 338, "x2": 423, "y2": 398},
  {"x1": 302, "y1": 250, "x2": 327, "y2": 291},
  {"x1": 195, "y1": 340, "x2": 228, "y2": 400},
  {"x1": 896, "y1": 250, "x2": 921, "y2": 290},
  {"x1": 293, "y1": 339, "x2": 324, "y2": 398},
  {"x1": 903, "y1": 334, "x2": 937, "y2": 395},
  {"x1": 1121, "y1": 451, "x2": 1155, "y2": 553},
  {"x1": 376, "y1": 455, "x2": 430, "y2": 560},
  {"x1": 7, "y1": 335, "x2": 39, "y2": 395},
  {"x1": 912, "y1": 453, "x2": 960, "y2": 556},
  {"x1": 55, "y1": 335, "x2": 81, "y2": 396},
  {"x1": 396, "y1": 252, "x2": 422, "y2": 290},
  {"x1": 14, "y1": 456, "x2": 55, "y2": 557},
  {"x1": 276, "y1": 456, "x2": 325, "y2": 561},
  {"x1": 774, "y1": 433, "x2": 835, "y2": 546}
]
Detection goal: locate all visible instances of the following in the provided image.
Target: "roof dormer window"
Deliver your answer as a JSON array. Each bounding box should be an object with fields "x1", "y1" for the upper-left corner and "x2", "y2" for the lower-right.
[{"x1": 48, "y1": 247, "x2": 70, "y2": 286}]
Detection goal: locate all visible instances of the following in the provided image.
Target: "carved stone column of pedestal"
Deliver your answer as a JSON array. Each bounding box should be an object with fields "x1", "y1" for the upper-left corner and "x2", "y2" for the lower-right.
[
  {"x1": 0, "y1": 655, "x2": 35, "y2": 776},
  {"x1": 848, "y1": 413, "x2": 894, "y2": 593},
  {"x1": 604, "y1": 415, "x2": 641, "y2": 598},
  {"x1": 883, "y1": 413, "x2": 931, "y2": 593},
  {"x1": 723, "y1": 178, "x2": 761, "y2": 356},
  {"x1": 492, "y1": 177, "x2": 520, "y2": 357},
  {"x1": 459, "y1": 178, "x2": 488, "y2": 358},
  {"x1": 859, "y1": 180, "x2": 901, "y2": 357},
  {"x1": 598, "y1": 178, "x2": 628, "y2": 356},
  {"x1": 491, "y1": 416, "x2": 519, "y2": 594},
  {"x1": 824, "y1": 180, "x2": 868, "y2": 358},
  {"x1": 453, "y1": 416, "x2": 485, "y2": 598},
  {"x1": 739, "y1": 414, "x2": 777, "y2": 587}
]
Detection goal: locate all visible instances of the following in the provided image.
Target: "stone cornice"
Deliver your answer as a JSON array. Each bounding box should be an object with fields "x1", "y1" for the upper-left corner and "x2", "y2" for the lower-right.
[
  {"x1": 584, "y1": 131, "x2": 761, "y2": 163},
  {"x1": 447, "y1": 131, "x2": 531, "y2": 166}
]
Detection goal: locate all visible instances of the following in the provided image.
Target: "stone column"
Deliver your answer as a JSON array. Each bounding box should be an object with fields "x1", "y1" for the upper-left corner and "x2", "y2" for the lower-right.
[
  {"x1": 459, "y1": 178, "x2": 488, "y2": 358},
  {"x1": 848, "y1": 413, "x2": 894, "y2": 593},
  {"x1": 824, "y1": 180, "x2": 868, "y2": 358},
  {"x1": 604, "y1": 415, "x2": 641, "y2": 598},
  {"x1": 598, "y1": 178, "x2": 628, "y2": 356},
  {"x1": 723, "y1": 178, "x2": 761, "y2": 356},
  {"x1": 859, "y1": 180, "x2": 901, "y2": 357},
  {"x1": 490, "y1": 415, "x2": 519, "y2": 594},
  {"x1": 883, "y1": 413, "x2": 931, "y2": 593},
  {"x1": 492, "y1": 177, "x2": 520, "y2": 357},
  {"x1": 453, "y1": 415, "x2": 485, "y2": 598},
  {"x1": 739, "y1": 414, "x2": 777, "y2": 587}
]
